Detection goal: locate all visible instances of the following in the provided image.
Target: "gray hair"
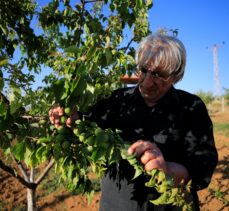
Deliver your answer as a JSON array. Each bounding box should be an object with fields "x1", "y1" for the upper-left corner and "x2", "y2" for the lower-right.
[{"x1": 135, "y1": 34, "x2": 186, "y2": 83}]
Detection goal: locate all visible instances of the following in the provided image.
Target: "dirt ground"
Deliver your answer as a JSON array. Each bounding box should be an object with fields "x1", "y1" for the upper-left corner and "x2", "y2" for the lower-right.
[{"x1": 0, "y1": 107, "x2": 228, "y2": 211}]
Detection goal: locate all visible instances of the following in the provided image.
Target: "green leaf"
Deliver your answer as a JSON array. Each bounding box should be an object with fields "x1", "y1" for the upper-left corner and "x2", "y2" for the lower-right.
[
  {"x1": 36, "y1": 145, "x2": 51, "y2": 163},
  {"x1": 150, "y1": 191, "x2": 169, "y2": 205},
  {"x1": 12, "y1": 141, "x2": 26, "y2": 161},
  {"x1": 10, "y1": 83, "x2": 21, "y2": 96},
  {"x1": 108, "y1": 148, "x2": 121, "y2": 165},
  {"x1": 64, "y1": 45, "x2": 79, "y2": 53},
  {"x1": 90, "y1": 147, "x2": 105, "y2": 162},
  {"x1": 135, "y1": 0, "x2": 143, "y2": 8},
  {"x1": 87, "y1": 190, "x2": 95, "y2": 205},
  {"x1": 0, "y1": 57, "x2": 8, "y2": 67},
  {"x1": 87, "y1": 46, "x2": 96, "y2": 60},
  {"x1": 28, "y1": 151, "x2": 40, "y2": 167},
  {"x1": 0, "y1": 26, "x2": 8, "y2": 35},
  {"x1": 8, "y1": 84, "x2": 22, "y2": 115},
  {"x1": 0, "y1": 77, "x2": 4, "y2": 90},
  {"x1": 157, "y1": 171, "x2": 166, "y2": 183},
  {"x1": 0, "y1": 102, "x2": 7, "y2": 117},
  {"x1": 51, "y1": 78, "x2": 66, "y2": 102},
  {"x1": 24, "y1": 147, "x2": 32, "y2": 166},
  {"x1": 37, "y1": 137, "x2": 52, "y2": 143},
  {"x1": 132, "y1": 167, "x2": 143, "y2": 180},
  {"x1": 105, "y1": 48, "x2": 112, "y2": 65},
  {"x1": 146, "y1": 0, "x2": 153, "y2": 8}
]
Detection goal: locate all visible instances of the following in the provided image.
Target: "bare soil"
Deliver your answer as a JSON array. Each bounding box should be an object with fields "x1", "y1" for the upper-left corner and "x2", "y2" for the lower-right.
[{"x1": 0, "y1": 107, "x2": 228, "y2": 211}]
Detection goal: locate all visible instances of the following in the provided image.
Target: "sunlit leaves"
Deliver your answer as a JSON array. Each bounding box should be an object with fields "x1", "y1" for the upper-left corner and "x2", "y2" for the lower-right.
[
  {"x1": 0, "y1": 56, "x2": 8, "y2": 67},
  {"x1": 0, "y1": 0, "x2": 154, "y2": 209},
  {"x1": 8, "y1": 83, "x2": 22, "y2": 115},
  {"x1": 11, "y1": 140, "x2": 26, "y2": 161}
]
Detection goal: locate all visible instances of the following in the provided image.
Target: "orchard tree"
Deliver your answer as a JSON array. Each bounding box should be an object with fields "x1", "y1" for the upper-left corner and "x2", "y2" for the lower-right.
[
  {"x1": 196, "y1": 90, "x2": 214, "y2": 110},
  {"x1": 0, "y1": 1, "x2": 192, "y2": 211},
  {"x1": 223, "y1": 88, "x2": 229, "y2": 105}
]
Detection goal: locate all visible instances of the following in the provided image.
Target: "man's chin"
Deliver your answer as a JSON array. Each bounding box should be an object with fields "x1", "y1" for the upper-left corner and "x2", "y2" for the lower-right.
[
  {"x1": 142, "y1": 93, "x2": 159, "y2": 102},
  {"x1": 141, "y1": 91, "x2": 157, "y2": 99}
]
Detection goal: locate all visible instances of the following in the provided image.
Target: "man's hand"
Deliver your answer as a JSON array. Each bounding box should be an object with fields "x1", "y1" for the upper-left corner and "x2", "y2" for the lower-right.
[
  {"x1": 128, "y1": 140, "x2": 167, "y2": 172},
  {"x1": 128, "y1": 140, "x2": 189, "y2": 185},
  {"x1": 49, "y1": 105, "x2": 79, "y2": 128}
]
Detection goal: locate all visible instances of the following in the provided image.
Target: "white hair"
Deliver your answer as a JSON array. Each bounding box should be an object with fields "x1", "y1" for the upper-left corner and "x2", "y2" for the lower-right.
[{"x1": 135, "y1": 34, "x2": 187, "y2": 83}]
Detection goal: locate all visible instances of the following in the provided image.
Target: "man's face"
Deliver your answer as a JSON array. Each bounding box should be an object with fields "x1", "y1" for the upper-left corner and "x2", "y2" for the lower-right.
[{"x1": 138, "y1": 67, "x2": 175, "y2": 106}]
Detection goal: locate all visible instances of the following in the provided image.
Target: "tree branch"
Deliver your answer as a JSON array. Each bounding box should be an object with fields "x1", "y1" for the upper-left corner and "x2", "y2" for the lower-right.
[
  {"x1": 30, "y1": 168, "x2": 35, "y2": 183},
  {"x1": 77, "y1": 0, "x2": 86, "y2": 47},
  {"x1": 0, "y1": 159, "x2": 36, "y2": 189},
  {"x1": 35, "y1": 159, "x2": 55, "y2": 186},
  {"x1": 10, "y1": 154, "x2": 30, "y2": 182},
  {"x1": 21, "y1": 115, "x2": 46, "y2": 120},
  {"x1": 119, "y1": 38, "x2": 134, "y2": 53},
  {"x1": 85, "y1": 0, "x2": 104, "y2": 3}
]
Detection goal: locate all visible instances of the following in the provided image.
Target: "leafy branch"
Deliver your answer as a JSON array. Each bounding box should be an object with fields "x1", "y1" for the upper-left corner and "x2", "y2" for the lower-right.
[{"x1": 57, "y1": 118, "x2": 193, "y2": 211}]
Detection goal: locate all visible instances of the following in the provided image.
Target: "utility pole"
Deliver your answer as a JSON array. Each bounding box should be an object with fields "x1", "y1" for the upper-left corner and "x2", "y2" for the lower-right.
[{"x1": 207, "y1": 42, "x2": 225, "y2": 112}]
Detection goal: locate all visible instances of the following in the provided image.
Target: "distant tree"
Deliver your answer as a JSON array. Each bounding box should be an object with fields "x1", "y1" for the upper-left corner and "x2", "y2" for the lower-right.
[
  {"x1": 223, "y1": 88, "x2": 229, "y2": 105},
  {"x1": 196, "y1": 90, "x2": 214, "y2": 106}
]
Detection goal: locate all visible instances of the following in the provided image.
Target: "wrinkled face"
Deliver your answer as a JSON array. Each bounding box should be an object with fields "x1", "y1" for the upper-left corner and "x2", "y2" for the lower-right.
[{"x1": 138, "y1": 67, "x2": 175, "y2": 106}]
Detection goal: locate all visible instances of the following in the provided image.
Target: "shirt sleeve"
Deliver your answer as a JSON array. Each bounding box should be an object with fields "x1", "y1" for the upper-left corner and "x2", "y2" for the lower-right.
[{"x1": 181, "y1": 97, "x2": 218, "y2": 191}]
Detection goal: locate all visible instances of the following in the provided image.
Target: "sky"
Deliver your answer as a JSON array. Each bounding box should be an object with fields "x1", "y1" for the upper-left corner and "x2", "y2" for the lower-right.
[
  {"x1": 148, "y1": 0, "x2": 229, "y2": 94},
  {"x1": 34, "y1": 0, "x2": 229, "y2": 95}
]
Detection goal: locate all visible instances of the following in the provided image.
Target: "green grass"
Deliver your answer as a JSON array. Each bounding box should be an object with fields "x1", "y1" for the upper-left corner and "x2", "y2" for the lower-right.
[
  {"x1": 213, "y1": 122, "x2": 229, "y2": 136},
  {"x1": 37, "y1": 167, "x2": 65, "y2": 198},
  {"x1": 208, "y1": 187, "x2": 229, "y2": 205}
]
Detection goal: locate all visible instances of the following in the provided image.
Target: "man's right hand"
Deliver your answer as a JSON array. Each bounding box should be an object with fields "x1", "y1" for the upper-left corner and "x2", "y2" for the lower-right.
[{"x1": 49, "y1": 105, "x2": 79, "y2": 128}]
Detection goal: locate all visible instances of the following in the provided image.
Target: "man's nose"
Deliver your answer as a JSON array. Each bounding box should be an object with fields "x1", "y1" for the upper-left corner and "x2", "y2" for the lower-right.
[{"x1": 142, "y1": 73, "x2": 155, "y2": 87}]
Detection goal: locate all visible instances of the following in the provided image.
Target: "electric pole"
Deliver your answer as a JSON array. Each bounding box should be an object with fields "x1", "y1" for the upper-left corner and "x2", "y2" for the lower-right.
[{"x1": 207, "y1": 42, "x2": 225, "y2": 112}]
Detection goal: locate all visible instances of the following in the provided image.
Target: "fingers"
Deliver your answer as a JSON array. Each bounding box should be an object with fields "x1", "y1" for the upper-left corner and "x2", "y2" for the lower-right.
[
  {"x1": 128, "y1": 140, "x2": 167, "y2": 172},
  {"x1": 49, "y1": 106, "x2": 64, "y2": 127},
  {"x1": 144, "y1": 159, "x2": 163, "y2": 171},
  {"x1": 66, "y1": 107, "x2": 79, "y2": 127},
  {"x1": 127, "y1": 140, "x2": 157, "y2": 157},
  {"x1": 66, "y1": 117, "x2": 72, "y2": 127},
  {"x1": 143, "y1": 152, "x2": 165, "y2": 171},
  {"x1": 49, "y1": 105, "x2": 79, "y2": 128},
  {"x1": 141, "y1": 148, "x2": 166, "y2": 172},
  {"x1": 140, "y1": 149, "x2": 158, "y2": 164}
]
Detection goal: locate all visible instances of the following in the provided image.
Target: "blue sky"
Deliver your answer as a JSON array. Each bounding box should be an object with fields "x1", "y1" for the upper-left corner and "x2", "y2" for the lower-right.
[
  {"x1": 34, "y1": 0, "x2": 228, "y2": 95},
  {"x1": 149, "y1": 0, "x2": 229, "y2": 94}
]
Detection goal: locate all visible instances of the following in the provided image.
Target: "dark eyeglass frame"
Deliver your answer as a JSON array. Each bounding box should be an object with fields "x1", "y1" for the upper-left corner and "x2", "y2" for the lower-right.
[{"x1": 138, "y1": 67, "x2": 172, "y2": 82}]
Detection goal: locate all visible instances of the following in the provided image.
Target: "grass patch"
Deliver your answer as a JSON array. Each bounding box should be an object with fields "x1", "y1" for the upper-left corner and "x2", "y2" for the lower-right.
[
  {"x1": 214, "y1": 122, "x2": 229, "y2": 136},
  {"x1": 37, "y1": 167, "x2": 65, "y2": 198}
]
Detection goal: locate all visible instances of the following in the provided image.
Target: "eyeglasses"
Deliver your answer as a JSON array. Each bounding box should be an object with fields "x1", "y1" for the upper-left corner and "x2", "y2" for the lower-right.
[{"x1": 138, "y1": 67, "x2": 172, "y2": 82}]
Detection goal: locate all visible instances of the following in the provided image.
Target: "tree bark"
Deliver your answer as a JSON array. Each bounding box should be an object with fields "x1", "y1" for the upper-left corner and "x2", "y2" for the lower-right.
[
  {"x1": 27, "y1": 168, "x2": 36, "y2": 211},
  {"x1": 27, "y1": 187, "x2": 36, "y2": 211}
]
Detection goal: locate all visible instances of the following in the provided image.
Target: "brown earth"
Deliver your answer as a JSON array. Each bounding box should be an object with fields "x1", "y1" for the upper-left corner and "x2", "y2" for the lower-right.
[{"x1": 0, "y1": 107, "x2": 228, "y2": 211}]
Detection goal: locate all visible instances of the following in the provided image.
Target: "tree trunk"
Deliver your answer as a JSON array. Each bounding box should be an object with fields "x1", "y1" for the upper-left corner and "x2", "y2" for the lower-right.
[{"x1": 27, "y1": 187, "x2": 36, "y2": 211}]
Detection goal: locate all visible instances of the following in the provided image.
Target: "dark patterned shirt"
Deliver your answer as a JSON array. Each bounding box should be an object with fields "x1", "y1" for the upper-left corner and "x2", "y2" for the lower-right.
[{"x1": 86, "y1": 86, "x2": 218, "y2": 211}]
